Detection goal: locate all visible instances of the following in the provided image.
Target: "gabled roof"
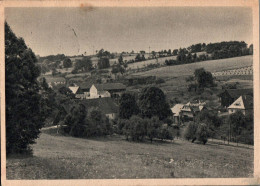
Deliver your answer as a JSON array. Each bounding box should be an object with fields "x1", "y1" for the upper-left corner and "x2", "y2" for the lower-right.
[
  {"x1": 93, "y1": 83, "x2": 126, "y2": 91},
  {"x1": 171, "y1": 104, "x2": 184, "y2": 116},
  {"x1": 68, "y1": 86, "x2": 79, "y2": 94},
  {"x1": 77, "y1": 97, "x2": 118, "y2": 114},
  {"x1": 77, "y1": 81, "x2": 94, "y2": 90},
  {"x1": 228, "y1": 95, "x2": 253, "y2": 110},
  {"x1": 218, "y1": 89, "x2": 253, "y2": 99}
]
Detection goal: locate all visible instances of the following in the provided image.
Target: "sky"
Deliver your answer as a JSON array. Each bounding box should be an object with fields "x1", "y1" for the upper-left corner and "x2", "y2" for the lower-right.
[{"x1": 5, "y1": 7, "x2": 253, "y2": 57}]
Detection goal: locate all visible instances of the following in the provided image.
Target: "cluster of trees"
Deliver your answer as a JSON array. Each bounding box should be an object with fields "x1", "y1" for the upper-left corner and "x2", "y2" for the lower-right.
[
  {"x1": 186, "y1": 68, "x2": 215, "y2": 92},
  {"x1": 96, "y1": 48, "x2": 115, "y2": 59},
  {"x1": 72, "y1": 57, "x2": 93, "y2": 73},
  {"x1": 97, "y1": 57, "x2": 110, "y2": 69},
  {"x1": 111, "y1": 55, "x2": 128, "y2": 78},
  {"x1": 184, "y1": 109, "x2": 254, "y2": 145},
  {"x1": 165, "y1": 41, "x2": 253, "y2": 67},
  {"x1": 62, "y1": 105, "x2": 112, "y2": 137},
  {"x1": 222, "y1": 111, "x2": 253, "y2": 145},
  {"x1": 184, "y1": 122, "x2": 209, "y2": 144},
  {"x1": 118, "y1": 116, "x2": 173, "y2": 142},
  {"x1": 117, "y1": 87, "x2": 174, "y2": 142},
  {"x1": 37, "y1": 54, "x2": 73, "y2": 74},
  {"x1": 135, "y1": 53, "x2": 146, "y2": 62}
]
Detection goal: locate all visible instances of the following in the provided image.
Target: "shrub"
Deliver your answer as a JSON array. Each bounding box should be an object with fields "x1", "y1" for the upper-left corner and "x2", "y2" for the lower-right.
[
  {"x1": 196, "y1": 123, "x2": 209, "y2": 145},
  {"x1": 184, "y1": 122, "x2": 198, "y2": 142},
  {"x1": 158, "y1": 127, "x2": 174, "y2": 141},
  {"x1": 129, "y1": 115, "x2": 147, "y2": 141},
  {"x1": 146, "y1": 117, "x2": 162, "y2": 142}
]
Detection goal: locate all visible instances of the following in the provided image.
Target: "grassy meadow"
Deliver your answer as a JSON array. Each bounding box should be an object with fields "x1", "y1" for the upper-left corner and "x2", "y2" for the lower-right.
[{"x1": 6, "y1": 129, "x2": 253, "y2": 179}]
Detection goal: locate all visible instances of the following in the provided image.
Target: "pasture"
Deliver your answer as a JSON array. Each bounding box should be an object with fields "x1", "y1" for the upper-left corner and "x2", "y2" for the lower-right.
[
  {"x1": 133, "y1": 56, "x2": 253, "y2": 77},
  {"x1": 6, "y1": 130, "x2": 253, "y2": 179}
]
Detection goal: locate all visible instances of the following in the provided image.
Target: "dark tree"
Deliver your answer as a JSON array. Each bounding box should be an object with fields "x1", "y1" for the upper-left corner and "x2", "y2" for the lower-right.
[
  {"x1": 63, "y1": 104, "x2": 87, "y2": 137},
  {"x1": 97, "y1": 57, "x2": 110, "y2": 69},
  {"x1": 63, "y1": 58, "x2": 72, "y2": 68},
  {"x1": 184, "y1": 122, "x2": 198, "y2": 142},
  {"x1": 194, "y1": 68, "x2": 214, "y2": 88},
  {"x1": 74, "y1": 57, "x2": 93, "y2": 72},
  {"x1": 228, "y1": 111, "x2": 246, "y2": 139},
  {"x1": 172, "y1": 49, "x2": 178, "y2": 56},
  {"x1": 196, "y1": 123, "x2": 209, "y2": 145},
  {"x1": 58, "y1": 86, "x2": 75, "y2": 99},
  {"x1": 138, "y1": 87, "x2": 172, "y2": 120},
  {"x1": 146, "y1": 117, "x2": 162, "y2": 142},
  {"x1": 118, "y1": 54, "x2": 123, "y2": 65},
  {"x1": 119, "y1": 93, "x2": 139, "y2": 119},
  {"x1": 5, "y1": 22, "x2": 45, "y2": 154}
]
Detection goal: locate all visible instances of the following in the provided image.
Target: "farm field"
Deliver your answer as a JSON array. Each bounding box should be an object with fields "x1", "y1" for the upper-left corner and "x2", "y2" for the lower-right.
[
  {"x1": 6, "y1": 130, "x2": 253, "y2": 179},
  {"x1": 133, "y1": 56, "x2": 253, "y2": 77}
]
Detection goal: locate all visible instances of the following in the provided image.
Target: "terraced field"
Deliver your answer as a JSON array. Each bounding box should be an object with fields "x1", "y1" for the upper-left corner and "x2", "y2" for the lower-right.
[{"x1": 133, "y1": 56, "x2": 253, "y2": 77}]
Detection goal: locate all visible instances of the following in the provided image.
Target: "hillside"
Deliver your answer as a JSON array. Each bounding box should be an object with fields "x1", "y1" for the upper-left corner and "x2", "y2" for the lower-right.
[
  {"x1": 133, "y1": 55, "x2": 253, "y2": 77},
  {"x1": 7, "y1": 131, "x2": 253, "y2": 179}
]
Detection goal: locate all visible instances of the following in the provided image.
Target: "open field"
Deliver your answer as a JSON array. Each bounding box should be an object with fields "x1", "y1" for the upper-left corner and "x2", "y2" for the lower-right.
[
  {"x1": 7, "y1": 130, "x2": 253, "y2": 179},
  {"x1": 133, "y1": 56, "x2": 253, "y2": 77}
]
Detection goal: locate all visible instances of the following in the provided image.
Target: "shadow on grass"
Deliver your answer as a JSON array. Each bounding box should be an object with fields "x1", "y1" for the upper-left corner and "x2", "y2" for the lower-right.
[
  {"x1": 207, "y1": 140, "x2": 253, "y2": 150},
  {"x1": 42, "y1": 128, "x2": 181, "y2": 146}
]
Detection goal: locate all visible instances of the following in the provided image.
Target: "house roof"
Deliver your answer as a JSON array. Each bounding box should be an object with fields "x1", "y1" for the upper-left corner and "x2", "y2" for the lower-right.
[
  {"x1": 68, "y1": 86, "x2": 79, "y2": 94},
  {"x1": 77, "y1": 81, "x2": 94, "y2": 90},
  {"x1": 93, "y1": 83, "x2": 126, "y2": 91},
  {"x1": 171, "y1": 104, "x2": 184, "y2": 116},
  {"x1": 228, "y1": 95, "x2": 253, "y2": 110},
  {"x1": 218, "y1": 89, "x2": 253, "y2": 99},
  {"x1": 77, "y1": 97, "x2": 118, "y2": 114}
]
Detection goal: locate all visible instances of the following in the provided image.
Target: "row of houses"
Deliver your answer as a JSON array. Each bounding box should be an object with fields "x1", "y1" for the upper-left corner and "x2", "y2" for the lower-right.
[
  {"x1": 171, "y1": 88, "x2": 253, "y2": 125},
  {"x1": 68, "y1": 83, "x2": 126, "y2": 99}
]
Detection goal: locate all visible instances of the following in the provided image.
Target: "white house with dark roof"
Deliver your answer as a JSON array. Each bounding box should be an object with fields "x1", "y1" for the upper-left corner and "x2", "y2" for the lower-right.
[
  {"x1": 89, "y1": 83, "x2": 126, "y2": 99},
  {"x1": 228, "y1": 95, "x2": 253, "y2": 116}
]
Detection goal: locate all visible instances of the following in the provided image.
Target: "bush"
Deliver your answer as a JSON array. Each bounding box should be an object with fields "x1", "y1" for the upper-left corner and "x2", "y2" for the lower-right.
[
  {"x1": 155, "y1": 78, "x2": 165, "y2": 84},
  {"x1": 196, "y1": 123, "x2": 209, "y2": 145},
  {"x1": 158, "y1": 127, "x2": 174, "y2": 141},
  {"x1": 128, "y1": 115, "x2": 147, "y2": 141},
  {"x1": 146, "y1": 117, "x2": 161, "y2": 142},
  {"x1": 184, "y1": 122, "x2": 198, "y2": 142}
]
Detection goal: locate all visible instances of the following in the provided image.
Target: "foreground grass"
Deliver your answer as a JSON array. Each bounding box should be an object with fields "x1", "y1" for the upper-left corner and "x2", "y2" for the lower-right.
[{"x1": 7, "y1": 131, "x2": 253, "y2": 179}]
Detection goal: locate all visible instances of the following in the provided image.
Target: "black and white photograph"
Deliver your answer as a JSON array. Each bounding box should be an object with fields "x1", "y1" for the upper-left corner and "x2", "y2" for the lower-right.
[{"x1": 1, "y1": 1, "x2": 259, "y2": 185}]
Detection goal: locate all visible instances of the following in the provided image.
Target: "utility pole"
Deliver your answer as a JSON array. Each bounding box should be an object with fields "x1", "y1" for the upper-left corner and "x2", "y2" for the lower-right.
[
  {"x1": 149, "y1": 46, "x2": 151, "y2": 58},
  {"x1": 92, "y1": 45, "x2": 95, "y2": 55}
]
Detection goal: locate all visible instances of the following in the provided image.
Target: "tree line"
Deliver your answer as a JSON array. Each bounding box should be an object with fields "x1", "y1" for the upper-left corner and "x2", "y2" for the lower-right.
[{"x1": 165, "y1": 41, "x2": 253, "y2": 67}]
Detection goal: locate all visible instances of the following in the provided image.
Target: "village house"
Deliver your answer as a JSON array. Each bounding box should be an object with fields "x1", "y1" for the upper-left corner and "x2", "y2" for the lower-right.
[
  {"x1": 171, "y1": 104, "x2": 184, "y2": 124},
  {"x1": 68, "y1": 86, "x2": 85, "y2": 99},
  {"x1": 89, "y1": 83, "x2": 126, "y2": 99},
  {"x1": 217, "y1": 89, "x2": 253, "y2": 108},
  {"x1": 69, "y1": 82, "x2": 126, "y2": 99},
  {"x1": 227, "y1": 95, "x2": 253, "y2": 116},
  {"x1": 171, "y1": 100, "x2": 207, "y2": 124}
]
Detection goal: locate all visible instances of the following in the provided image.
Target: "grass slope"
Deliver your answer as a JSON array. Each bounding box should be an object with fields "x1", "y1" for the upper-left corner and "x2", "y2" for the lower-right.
[
  {"x1": 7, "y1": 131, "x2": 253, "y2": 179},
  {"x1": 133, "y1": 56, "x2": 253, "y2": 77}
]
